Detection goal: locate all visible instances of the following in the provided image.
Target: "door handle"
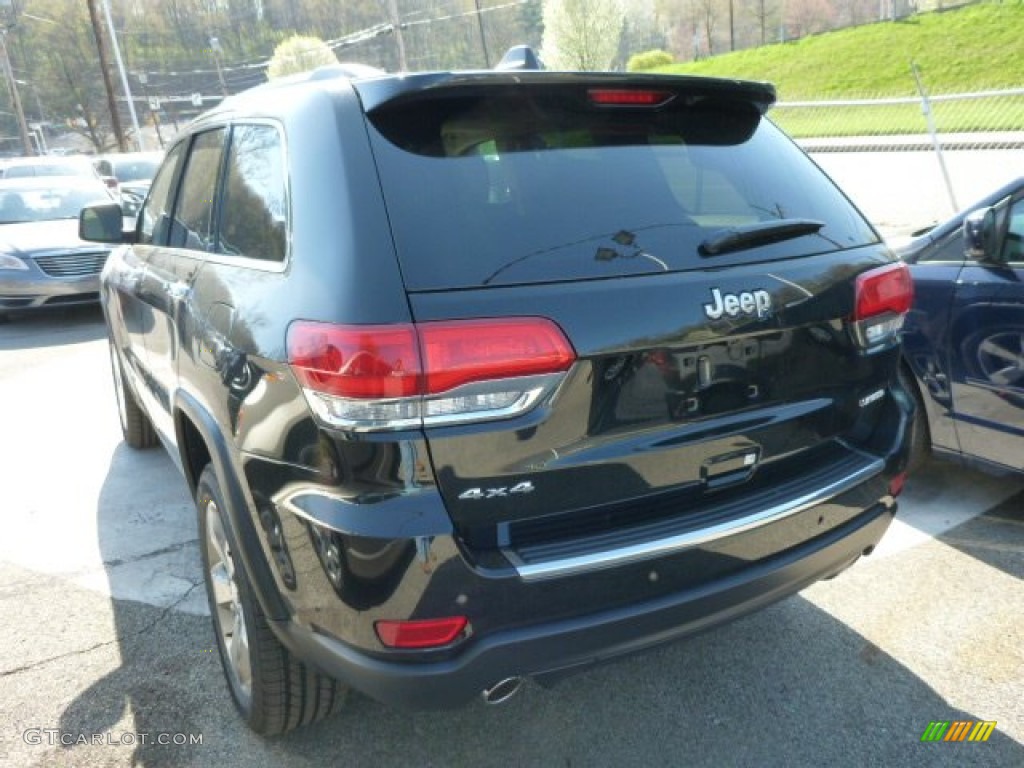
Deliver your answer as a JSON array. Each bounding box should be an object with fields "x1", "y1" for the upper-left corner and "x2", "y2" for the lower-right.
[{"x1": 167, "y1": 283, "x2": 189, "y2": 301}]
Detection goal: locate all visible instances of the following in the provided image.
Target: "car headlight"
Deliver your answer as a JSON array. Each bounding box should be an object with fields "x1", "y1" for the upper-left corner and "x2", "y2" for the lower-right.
[{"x1": 0, "y1": 253, "x2": 29, "y2": 271}]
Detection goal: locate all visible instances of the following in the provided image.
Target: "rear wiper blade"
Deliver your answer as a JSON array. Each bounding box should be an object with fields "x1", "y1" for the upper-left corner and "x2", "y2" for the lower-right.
[{"x1": 699, "y1": 218, "x2": 825, "y2": 256}]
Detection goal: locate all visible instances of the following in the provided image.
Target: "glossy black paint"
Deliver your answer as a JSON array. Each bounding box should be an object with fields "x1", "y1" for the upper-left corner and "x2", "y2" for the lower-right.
[
  {"x1": 93, "y1": 66, "x2": 910, "y2": 709},
  {"x1": 899, "y1": 177, "x2": 1024, "y2": 474},
  {"x1": 273, "y1": 499, "x2": 895, "y2": 709}
]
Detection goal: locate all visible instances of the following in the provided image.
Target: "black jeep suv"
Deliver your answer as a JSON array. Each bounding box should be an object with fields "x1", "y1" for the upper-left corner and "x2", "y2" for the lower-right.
[{"x1": 81, "y1": 63, "x2": 913, "y2": 734}]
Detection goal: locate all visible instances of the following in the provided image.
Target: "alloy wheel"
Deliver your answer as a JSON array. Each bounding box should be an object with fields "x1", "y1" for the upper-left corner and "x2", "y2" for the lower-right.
[{"x1": 205, "y1": 499, "x2": 253, "y2": 704}]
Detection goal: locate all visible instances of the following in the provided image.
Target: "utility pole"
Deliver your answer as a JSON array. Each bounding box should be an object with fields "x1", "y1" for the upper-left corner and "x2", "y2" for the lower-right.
[
  {"x1": 473, "y1": 0, "x2": 490, "y2": 68},
  {"x1": 86, "y1": 0, "x2": 126, "y2": 151},
  {"x1": 729, "y1": 0, "x2": 735, "y2": 52},
  {"x1": 210, "y1": 37, "x2": 228, "y2": 97},
  {"x1": 383, "y1": 0, "x2": 407, "y2": 71},
  {"x1": 101, "y1": 0, "x2": 144, "y2": 150},
  {"x1": 137, "y1": 73, "x2": 164, "y2": 148},
  {"x1": 0, "y1": 27, "x2": 32, "y2": 155}
]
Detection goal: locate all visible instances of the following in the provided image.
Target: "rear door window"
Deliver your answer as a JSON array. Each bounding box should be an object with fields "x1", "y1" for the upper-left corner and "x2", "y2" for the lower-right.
[
  {"x1": 217, "y1": 124, "x2": 288, "y2": 263},
  {"x1": 168, "y1": 128, "x2": 226, "y2": 252},
  {"x1": 364, "y1": 84, "x2": 878, "y2": 290}
]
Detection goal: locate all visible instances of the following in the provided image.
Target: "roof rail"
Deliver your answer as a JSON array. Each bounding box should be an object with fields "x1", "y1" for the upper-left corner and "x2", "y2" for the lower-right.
[{"x1": 308, "y1": 62, "x2": 387, "y2": 81}]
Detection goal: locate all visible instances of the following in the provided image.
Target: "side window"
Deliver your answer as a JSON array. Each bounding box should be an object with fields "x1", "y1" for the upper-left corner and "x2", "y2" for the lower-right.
[
  {"x1": 138, "y1": 142, "x2": 185, "y2": 245},
  {"x1": 218, "y1": 124, "x2": 288, "y2": 262},
  {"x1": 168, "y1": 128, "x2": 226, "y2": 252},
  {"x1": 918, "y1": 230, "x2": 966, "y2": 263},
  {"x1": 1001, "y1": 198, "x2": 1024, "y2": 264}
]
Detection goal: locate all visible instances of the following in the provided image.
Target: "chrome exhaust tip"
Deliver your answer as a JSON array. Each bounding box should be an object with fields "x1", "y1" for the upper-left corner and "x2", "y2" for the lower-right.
[{"x1": 481, "y1": 677, "x2": 524, "y2": 705}]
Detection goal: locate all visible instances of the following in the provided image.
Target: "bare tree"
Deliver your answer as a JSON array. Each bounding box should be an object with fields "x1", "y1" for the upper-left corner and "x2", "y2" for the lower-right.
[
  {"x1": 785, "y1": 0, "x2": 837, "y2": 38},
  {"x1": 21, "y1": 0, "x2": 118, "y2": 152},
  {"x1": 752, "y1": 0, "x2": 775, "y2": 45},
  {"x1": 694, "y1": 0, "x2": 719, "y2": 56}
]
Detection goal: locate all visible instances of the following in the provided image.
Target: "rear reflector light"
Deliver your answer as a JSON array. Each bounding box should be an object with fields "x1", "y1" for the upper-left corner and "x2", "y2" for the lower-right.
[
  {"x1": 375, "y1": 617, "x2": 469, "y2": 649},
  {"x1": 588, "y1": 88, "x2": 674, "y2": 107},
  {"x1": 850, "y1": 262, "x2": 913, "y2": 351},
  {"x1": 889, "y1": 471, "x2": 907, "y2": 497},
  {"x1": 288, "y1": 317, "x2": 576, "y2": 431}
]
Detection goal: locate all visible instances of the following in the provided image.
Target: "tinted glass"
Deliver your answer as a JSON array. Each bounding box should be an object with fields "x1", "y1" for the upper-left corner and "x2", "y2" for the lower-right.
[
  {"x1": 218, "y1": 124, "x2": 288, "y2": 262},
  {"x1": 366, "y1": 86, "x2": 878, "y2": 290},
  {"x1": 919, "y1": 230, "x2": 965, "y2": 263},
  {"x1": 139, "y1": 142, "x2": 186, "y2": 245},
  {"x1": 1002, "y1": 198, "x2": 1024, "y2": 264},
  {"x1": 168, "y1": 129, "x2": 225, "y2": 251},
  {"x1": 112, "y1": 157, "x2": 161, "y2": 182}
]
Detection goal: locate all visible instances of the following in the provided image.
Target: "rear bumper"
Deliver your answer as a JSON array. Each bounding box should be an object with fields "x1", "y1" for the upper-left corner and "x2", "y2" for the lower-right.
[{"x1": 273, "y1": 498, "x2": 895, "y2": 709}]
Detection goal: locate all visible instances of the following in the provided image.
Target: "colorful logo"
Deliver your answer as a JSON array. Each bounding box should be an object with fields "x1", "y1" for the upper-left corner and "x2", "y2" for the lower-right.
[{"x1": 921, "y1": 721, "x2": 997, "y2": 743}]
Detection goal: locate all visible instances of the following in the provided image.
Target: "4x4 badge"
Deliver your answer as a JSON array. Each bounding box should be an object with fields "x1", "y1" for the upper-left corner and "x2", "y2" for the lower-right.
[
  {"x1": 703, "y1": 287, "x2": 772, "y2": 320},
  {"x1": 458, "y1": 481, "x2": 535, "y2": 500}
]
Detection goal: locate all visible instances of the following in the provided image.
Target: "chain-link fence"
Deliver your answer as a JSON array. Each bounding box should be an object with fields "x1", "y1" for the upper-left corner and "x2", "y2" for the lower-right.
[
  {"x1": 773, "y1": 87, "x2": 1024, "y2": 150},
  {"x1": 772, "y1": 86, "x2": 1024, "y2": 236}
]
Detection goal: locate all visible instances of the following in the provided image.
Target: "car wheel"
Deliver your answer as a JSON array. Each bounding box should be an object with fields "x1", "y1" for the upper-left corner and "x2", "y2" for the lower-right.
[
  {"x1": 197, "y1": 465, "x2": 346, "y2": 735},
  {"x1": 898, "y1": 364, "x2": 930, "y2": 473},
  {"x1": 108, "y1": 340, "x2": 157, "y2": 449},
  {"x1": 962, "y1": 327, "x2": 1024, "y2": 409}
]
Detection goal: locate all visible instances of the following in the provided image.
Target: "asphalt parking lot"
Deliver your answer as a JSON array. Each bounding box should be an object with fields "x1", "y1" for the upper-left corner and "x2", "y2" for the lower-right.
[{"x1": 1, "y1": 306, "x2": 1022, "y2": 768}]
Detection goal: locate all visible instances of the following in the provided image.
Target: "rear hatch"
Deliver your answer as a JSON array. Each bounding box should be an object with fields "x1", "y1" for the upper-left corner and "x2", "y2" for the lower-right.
[{"x1": 357, "y1": 74, "x2": 904, "y2": 575}]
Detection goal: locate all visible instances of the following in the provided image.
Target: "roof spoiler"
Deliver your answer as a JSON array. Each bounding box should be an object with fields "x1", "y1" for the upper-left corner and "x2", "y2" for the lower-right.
[{"x1": 495, "y1": 45, "x2": 544, "y2": 71}]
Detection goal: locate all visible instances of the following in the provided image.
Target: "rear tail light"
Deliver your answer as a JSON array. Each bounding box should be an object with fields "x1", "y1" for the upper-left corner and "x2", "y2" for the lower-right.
[
  {"x1": 375, "y1": 616, "x2": 469, "y2": 649},
  {"x1": 588, "y1": 88, "x2": 675, "y2": 107},
  {"x1": 288, "y1": 317, "x2": 576, "y2": 431},
  {"x1": 850, "y1": 262, "x2": 913, "y2": 351}
]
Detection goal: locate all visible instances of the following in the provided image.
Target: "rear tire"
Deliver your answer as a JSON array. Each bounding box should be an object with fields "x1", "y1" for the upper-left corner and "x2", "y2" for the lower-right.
[
  {"x1": 196, "y1": 465, "x2": 347, "y2": 735},
  {"x1": 108, "y1": 339, "x2": 157, "y2": 449},
  {"x1": 898, "y1": 364, "x2": 930, "y2": 473}
]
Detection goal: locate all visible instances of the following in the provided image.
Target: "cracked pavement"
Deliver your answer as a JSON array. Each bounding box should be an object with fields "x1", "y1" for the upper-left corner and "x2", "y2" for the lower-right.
[{"x1": 2, "y1": 306, "x2": 1023, "y2": 768}]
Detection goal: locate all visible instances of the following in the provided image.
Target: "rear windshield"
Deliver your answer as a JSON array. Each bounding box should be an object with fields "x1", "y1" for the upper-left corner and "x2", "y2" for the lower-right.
[{"x1": 365, "y1": 84, "x2": 877, "y2": 290}]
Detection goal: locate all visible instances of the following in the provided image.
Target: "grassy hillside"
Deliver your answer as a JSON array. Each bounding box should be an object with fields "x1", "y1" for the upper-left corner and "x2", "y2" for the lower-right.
[{"x1": 658, "y1": 1, "x2": 1024, "y2": 100}]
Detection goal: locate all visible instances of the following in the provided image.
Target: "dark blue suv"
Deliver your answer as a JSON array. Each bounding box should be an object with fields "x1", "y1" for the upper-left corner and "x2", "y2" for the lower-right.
[
  {"x1": 897, "y1": 177, "x2": 1024, "y2": 474},
  {"x1": 79, "y1": 63, "x2": 913, "y2": 734}
]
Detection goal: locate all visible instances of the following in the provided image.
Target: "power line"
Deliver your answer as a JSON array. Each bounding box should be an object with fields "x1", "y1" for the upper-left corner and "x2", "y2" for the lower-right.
[{"x1": 128, "y1": 0, "x2": 530, "y2": 82}]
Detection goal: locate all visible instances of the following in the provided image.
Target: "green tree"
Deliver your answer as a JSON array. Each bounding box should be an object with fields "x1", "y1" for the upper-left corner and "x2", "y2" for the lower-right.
[
  {"x1": 19, "y1": 0, "x2": 119, "y2": 152},
  {"x1": 627, "y1": 49, "x2": 674, "y2": 71},
  {"x1": 519, "y1": 0, "x2": 545, "y2": 47},
  {"x1": 266, "y1": 34, "x2": 338, "y2": 78},
  {"x1": 541, "y1": 0, "x2": 625, "y2": 70}
]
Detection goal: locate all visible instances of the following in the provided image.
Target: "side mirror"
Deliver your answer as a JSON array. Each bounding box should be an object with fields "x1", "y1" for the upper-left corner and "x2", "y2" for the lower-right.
[
  {"x1": 80, "y1": 202, "x2": 130, "y2": 244},
  {"x1": 963, "y1": 208, "x2": 997, "y2": 262}
]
